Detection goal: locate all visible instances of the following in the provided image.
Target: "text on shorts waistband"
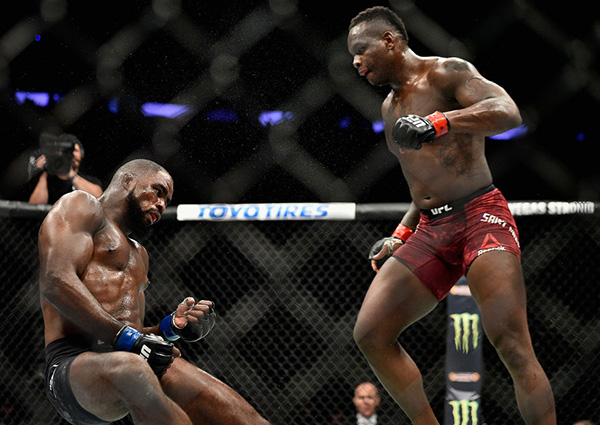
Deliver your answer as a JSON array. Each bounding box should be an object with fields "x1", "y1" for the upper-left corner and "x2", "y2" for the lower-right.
[{"x1": 420, "y1": 184, "x2": 496, "y2": 220}]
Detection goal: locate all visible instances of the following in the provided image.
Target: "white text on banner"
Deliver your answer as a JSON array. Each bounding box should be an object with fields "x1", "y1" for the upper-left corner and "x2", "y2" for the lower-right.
[{"x1": 176, "y1": 203, "x2": 356, "y2": 221}]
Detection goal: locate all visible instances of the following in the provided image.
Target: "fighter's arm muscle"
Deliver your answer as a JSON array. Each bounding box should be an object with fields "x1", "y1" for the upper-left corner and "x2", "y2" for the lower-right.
[
  {"x1": 39, "y1": 191, "x2": 124, "y2": 343},
  {"x1": 432, "y1": 58, "x2": 522, "y2": 136}
]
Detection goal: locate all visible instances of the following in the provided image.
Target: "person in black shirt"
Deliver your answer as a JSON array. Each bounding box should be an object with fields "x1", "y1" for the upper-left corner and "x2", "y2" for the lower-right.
[{"x1": 28, "y1": 134, "x2": 102, "y2": 204}]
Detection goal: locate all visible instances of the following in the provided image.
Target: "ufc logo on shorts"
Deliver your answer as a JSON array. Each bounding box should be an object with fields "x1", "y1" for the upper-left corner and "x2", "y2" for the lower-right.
[
  {"x1": 140, "y1": 344, "x2": 151, "y2": 360},
  {"x1": 431, "y1": 204, "x2": 453, "y2": 215},
  {"x1": 405, "y1": 115, "x2": 426, "y2": 127}
]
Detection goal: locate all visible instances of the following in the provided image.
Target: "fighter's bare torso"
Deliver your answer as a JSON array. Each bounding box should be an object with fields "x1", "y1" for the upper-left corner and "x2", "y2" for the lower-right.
[
  {"x1": 347, "y1": 17, "x2": 520, "y2": 211},
  {"x1": 381, "y1": 57, "x2": 493, "y2": 209},
  {"x1": 40, "y1": 192, "x2": 148, "y2": 345}
]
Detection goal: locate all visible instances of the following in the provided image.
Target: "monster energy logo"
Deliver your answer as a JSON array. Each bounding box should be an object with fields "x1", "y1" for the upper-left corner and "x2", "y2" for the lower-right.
[
  {"x1": 449, "y1": 400, "x2": 479, "y2": 425},
  {"x1": 450, "y1": 313, "x2": 480, "y2": 353}
]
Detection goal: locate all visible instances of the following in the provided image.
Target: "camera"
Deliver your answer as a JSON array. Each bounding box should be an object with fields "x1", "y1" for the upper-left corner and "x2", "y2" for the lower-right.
[{"x1": 40, "y1": 133, "x2": 76, "y2": 175}]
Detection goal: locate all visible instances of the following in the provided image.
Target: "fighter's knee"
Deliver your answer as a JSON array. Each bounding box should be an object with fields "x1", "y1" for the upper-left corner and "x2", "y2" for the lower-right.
[
  {"x1": 104, "y1": 352, "x2": 156, "y2": 385},
  {"x1": 353, "y1": 319, "x2": 381, "y2": 354},
  {"x1": 490, "y1": 333, "x2": 532, "y2": 373}
]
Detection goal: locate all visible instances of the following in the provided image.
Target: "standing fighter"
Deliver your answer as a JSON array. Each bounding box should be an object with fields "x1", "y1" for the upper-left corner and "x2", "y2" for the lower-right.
[
  {"x1": 39, "y1": 159, "x2": 269, "y2": 425},
  {"x1": 347, "y1": 7, "x2": 555, "y2": 425}
]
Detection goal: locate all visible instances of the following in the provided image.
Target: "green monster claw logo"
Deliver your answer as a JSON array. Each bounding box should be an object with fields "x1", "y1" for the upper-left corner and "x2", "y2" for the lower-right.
[
  {"x1": 449, "y1": 400, "x2": 479, "y2": 425},
  {"x1": 450, "y1": 313, "x2": 480, "y2": 353}
]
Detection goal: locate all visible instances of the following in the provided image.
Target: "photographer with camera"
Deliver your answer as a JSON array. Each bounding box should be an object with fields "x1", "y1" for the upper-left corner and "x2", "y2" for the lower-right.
[{"x1": 28, "y1": 133, "x2": 102, "y2": 204}]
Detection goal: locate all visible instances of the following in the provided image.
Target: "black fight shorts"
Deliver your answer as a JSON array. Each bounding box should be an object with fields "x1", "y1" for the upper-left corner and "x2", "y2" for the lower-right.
[{"x1": 44, "y1": 335, "x2": 111, "y2": 425}]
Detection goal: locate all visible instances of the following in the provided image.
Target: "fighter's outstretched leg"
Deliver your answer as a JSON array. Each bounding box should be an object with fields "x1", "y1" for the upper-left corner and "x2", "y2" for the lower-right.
[
  {"x1": 353, "y1": 258, "x2": 440, "y2": 425},
  {"x1": 161, "y1": 357, "x2": 270, "y2": 425}
]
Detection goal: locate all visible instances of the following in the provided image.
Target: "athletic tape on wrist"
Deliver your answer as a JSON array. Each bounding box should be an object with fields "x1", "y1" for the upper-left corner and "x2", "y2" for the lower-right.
[
  {"x1": 426, "y1": 111, "x2": 450, "y2": 137},
  {"x1": 160, "y1": 313, "x2": 180, "y2": 341},
  {"x1": 114, "y1": 325, "x2": 142, "y2": 351},
  {"x1": 391, "y1": 223, "x2": 414, "y2": 242}
]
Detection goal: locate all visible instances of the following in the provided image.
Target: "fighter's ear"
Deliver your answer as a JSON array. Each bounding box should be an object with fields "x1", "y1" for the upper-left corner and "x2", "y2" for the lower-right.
[
  {"x1": 382, "y1": 31, "x2": 396, "y2": 50},
  {"x1": 121, "y1": 172, "x2": 135, "y2": 190}
]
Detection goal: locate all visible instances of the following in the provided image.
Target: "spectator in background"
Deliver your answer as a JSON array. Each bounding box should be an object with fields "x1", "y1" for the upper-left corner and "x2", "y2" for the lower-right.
[
  {"x1": 27, "y1": 133, "x2": 102, "y2": 204},
  {"x1": 336, "y1": 382, "x2": 390, "y2": 425},
  {"x1": 573, "y1": 421, "x2": 596, "y2": 425}
]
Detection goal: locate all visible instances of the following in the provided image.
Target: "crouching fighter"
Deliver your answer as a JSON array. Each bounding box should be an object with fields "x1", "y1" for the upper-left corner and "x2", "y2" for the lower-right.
[{"x1": 39, "y1": 158, "x2": 270, "y2": 425}]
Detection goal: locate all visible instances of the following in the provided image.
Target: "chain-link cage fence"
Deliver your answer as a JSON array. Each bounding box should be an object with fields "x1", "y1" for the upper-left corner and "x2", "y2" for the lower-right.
[
  {"x1": 1, "y1": 200, "x2": 599, "y2": 425},
  {"x1": 2, "y1": 2, "x2": 599, "y2": 205}
]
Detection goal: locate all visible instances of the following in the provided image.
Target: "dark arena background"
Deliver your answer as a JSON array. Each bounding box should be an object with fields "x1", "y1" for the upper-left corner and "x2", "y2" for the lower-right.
[{"x1": 1, "y1": 1, "x2": 599, "y2": 424}]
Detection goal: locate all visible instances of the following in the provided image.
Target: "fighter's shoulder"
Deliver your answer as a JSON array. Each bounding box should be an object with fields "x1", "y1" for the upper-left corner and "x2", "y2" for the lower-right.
[
  {"x1": 53, "y1": 189, "x2": 102, "y2": 211},
  {"x1": 47, "y1": 191, "x2": 105, "y2": 230},
  {"x1": 428, "y1": 56, "x2": 479, "y2": 84}
]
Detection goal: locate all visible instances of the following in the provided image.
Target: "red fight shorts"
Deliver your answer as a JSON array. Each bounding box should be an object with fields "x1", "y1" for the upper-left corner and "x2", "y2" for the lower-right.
[{"x1": 392, "y1": 185, "x2": 521, "y2": 301}]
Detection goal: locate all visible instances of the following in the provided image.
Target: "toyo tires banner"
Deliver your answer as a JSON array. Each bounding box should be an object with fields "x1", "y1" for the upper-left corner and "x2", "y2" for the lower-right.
[{"x1": 176, "y1": 203, "x2": 356, "y2": 221}]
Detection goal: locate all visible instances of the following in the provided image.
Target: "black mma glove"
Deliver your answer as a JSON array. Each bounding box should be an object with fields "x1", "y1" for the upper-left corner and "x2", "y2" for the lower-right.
[
  {"x1": 113, "y1": 325, "x2": 175, "y2": 378},
  {"x1": 392, "y1": 111, "x2": 450, "y2": 150},
  {"x1": 159, "y1": 300, "x2": 216, "y2": 343},
  {"x1": 368, "y1": 223, "x2": 414, "y2": 270}
]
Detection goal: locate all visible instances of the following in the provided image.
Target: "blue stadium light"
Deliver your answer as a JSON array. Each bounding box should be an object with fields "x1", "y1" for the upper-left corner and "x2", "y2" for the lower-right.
[
  {"x1": 488, "y1": 124, "x2": 528, "y2": 140},
  {"x1": 14, "y1": 91, "x2": 50, "y2": 107},
  {"x1": 339, "y1": 116, "x2": 351, "y2": 129},
  {"x1": 258, "y1": 111, "x2": 294, "y2": 126},
  {"x1": 141, "y1": 102, "x2": 192, "y2": 118},
  {"x1": 372, "y1": 120, "x2": 385, "y2": 133},
  {"x1": 108, "y1": 98, "x2": 119, "y2": 114},
  {"x1": 206, "y1": 109, "x2": 239, "y2": 123},
  {"x1": 35, "y1": 34, "x2": 41, "y2": 41}
]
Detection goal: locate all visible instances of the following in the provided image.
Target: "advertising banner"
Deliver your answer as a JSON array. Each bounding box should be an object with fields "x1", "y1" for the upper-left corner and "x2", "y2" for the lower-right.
[{"x1": 445, "y1": 277, "x2": 483, "y2": 425}]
